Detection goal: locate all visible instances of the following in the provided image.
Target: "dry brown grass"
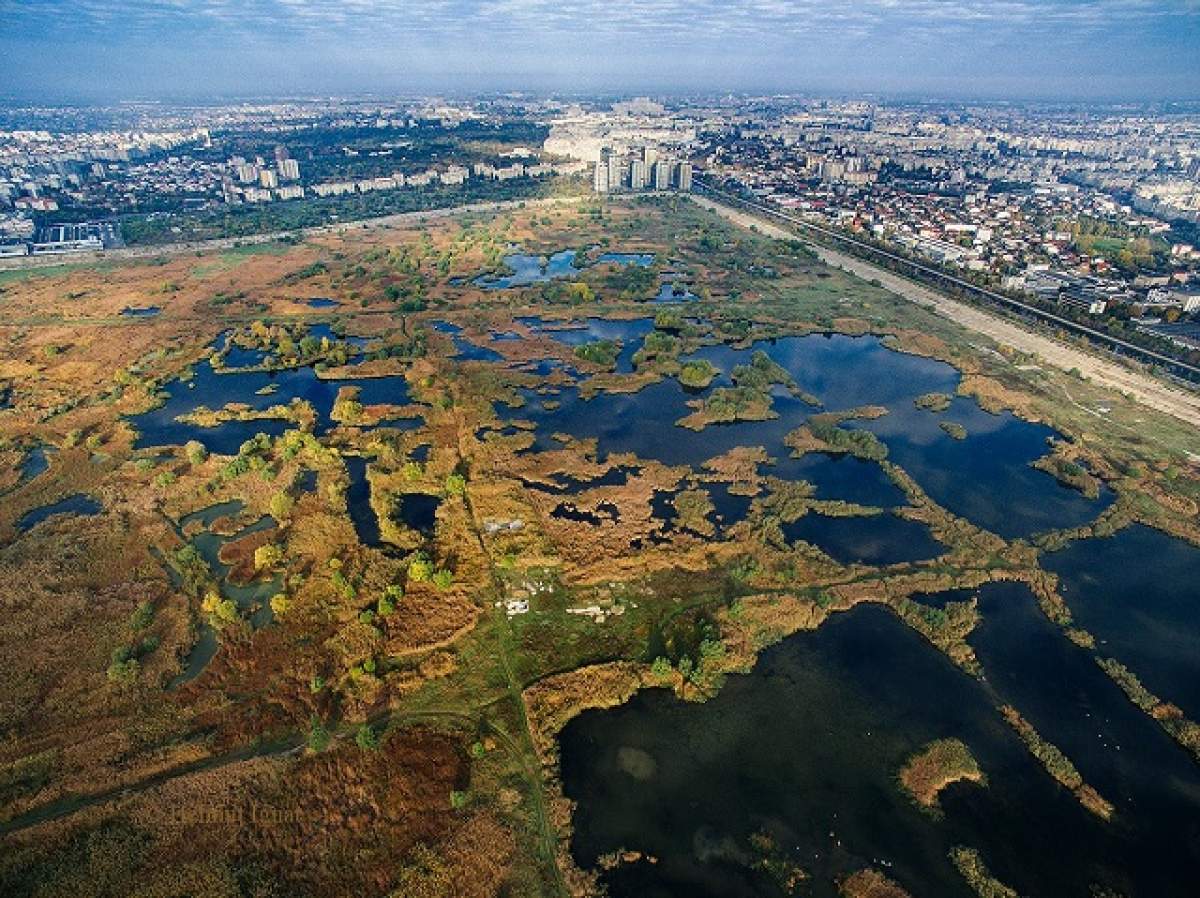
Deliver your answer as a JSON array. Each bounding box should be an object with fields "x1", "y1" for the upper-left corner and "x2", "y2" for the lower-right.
[
  {"x1": 898, "y1": 738, "x2": 985, "y2": 810},
  {"x1": 840, "y1": 868, "x2": 914, "y2": 898}
]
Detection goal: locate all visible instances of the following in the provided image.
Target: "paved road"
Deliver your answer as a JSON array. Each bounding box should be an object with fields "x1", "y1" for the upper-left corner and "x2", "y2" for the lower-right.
[{"x1": 691, "y1": 194, "x2": 1200, "y2": 430}]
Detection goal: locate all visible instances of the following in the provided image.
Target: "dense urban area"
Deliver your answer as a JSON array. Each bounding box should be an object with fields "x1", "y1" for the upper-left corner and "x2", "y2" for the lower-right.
[{"x1": 3, "y1": 96, "x2": 1200, "y2": 362}]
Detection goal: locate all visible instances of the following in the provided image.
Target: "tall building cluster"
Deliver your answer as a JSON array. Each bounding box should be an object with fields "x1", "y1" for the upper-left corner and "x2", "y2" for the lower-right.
[{"x1": 593, "y1": 146, "x2": 691, "y2": 194}]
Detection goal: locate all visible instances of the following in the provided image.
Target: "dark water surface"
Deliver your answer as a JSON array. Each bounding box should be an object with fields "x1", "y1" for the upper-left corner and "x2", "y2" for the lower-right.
[
  {"x1": 500, "y1": 332, "x2": 1110, "y2": 538},
  {"x1": 561, "y1": 604, "x2": 1196, "y2": 898},
  {"x1": 781, "y1": 511, "x2": 944, "y2": 566},
  {"x1": 17, "y1": 494, "x2": 102, "y2": 532},
  {"x1": 858, "y1": 396, "x2": 1113, "y2": 538},
  {"x1": 128, "y1": 332, "x2": 420, "y2": 455},
  {"x1": 1042, "y1": 525, "x2": 1200, "y2": 721},
  {"x1": 344, "y1": 456, "x2": 380, "y2": 547},
  {"x1": 968, "y1": 581, "x2": 1200, "y2": 897}
]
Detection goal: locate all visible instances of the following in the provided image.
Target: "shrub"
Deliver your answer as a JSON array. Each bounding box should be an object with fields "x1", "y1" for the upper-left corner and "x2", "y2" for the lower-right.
[
  {"x1": 269, "y1": 491, "x2": 294, "y2": 519},
  {"x1": 356, "y1": 724, "x2": 379, "y2": 751},
  {"x1": 679, "y1": 360, "x2": 718, "y2": 389},
  {"x1": 269, "y1": 593, "x2": 291, "y2": 617},
  {"x1": 106, "y1": 658, "x2": 140, "y2": 684},
  {"x1": 254, "y1": 544, "x2": 284, "y2": 570},
  {"x1": 184, "y1": 440, "x2": 208, "y2": 464},
  {"x1": 129, "y1": 601, "x2": 155, "y2": 631},
  {"x1": 408, "y1": 555, "x2": 433, "y2": 582},
  {"x1": 307, "y1": 716, "x2": 331, "y2": 752}
]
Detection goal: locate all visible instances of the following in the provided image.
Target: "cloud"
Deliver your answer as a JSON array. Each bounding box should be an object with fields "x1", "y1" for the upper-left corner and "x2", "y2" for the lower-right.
[
  {"x1": 5, "y1": 0, "x2": 1197, "y2": 41},
  {"x1": 0, "y1": 0, "x2": 1196, "y2": 98}
]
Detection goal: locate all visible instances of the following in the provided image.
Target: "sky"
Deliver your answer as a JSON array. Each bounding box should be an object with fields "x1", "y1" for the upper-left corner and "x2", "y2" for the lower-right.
[{"x1": 0, "y1": 0, "x2": 1197, "y2": 102}]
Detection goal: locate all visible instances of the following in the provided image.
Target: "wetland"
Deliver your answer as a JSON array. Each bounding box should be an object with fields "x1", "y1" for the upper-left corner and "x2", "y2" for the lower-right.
[{"x1": 1, "y1": 195, "x2": 1198, "y2": 898}]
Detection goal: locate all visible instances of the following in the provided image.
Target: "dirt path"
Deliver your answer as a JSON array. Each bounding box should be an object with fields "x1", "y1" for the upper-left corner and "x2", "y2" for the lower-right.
[{"x1": 691, "y1": 194, "x2": 1200, "y2": 429}]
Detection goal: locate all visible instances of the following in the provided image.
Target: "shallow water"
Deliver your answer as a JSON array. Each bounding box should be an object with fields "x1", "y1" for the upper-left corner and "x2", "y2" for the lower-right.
[
  {"x1": 781, "y1": 511, "x2": 944, "y2": 566},
  {"x1": 499, "y1": 332, "x2": 1110, "y2": 538},
  {"x1": 475, "y1": 250, "x2": 580, "y2": 288},
  {"x1": 170, "y1": 502, "x2": 279, "y2": 684},
  {"x1": 596, "y1": 252, "x2": 655, "y2": 267},
  {"x1": 128, "y1": 332, "x2": 420, "y2": 454},
  {"x1": 344, "y1": 456, "x2": 380, "y2": 547},
  {"x1": 1042, "y1": 525, "x2": 1200, "y2": 721},
  {"x1": 968, "y1": 581, "x2": 1200, "y2": 895},
  {"x1": 17, "y1": 494, "x2": 102, "y2": 532},
  {"x1": 519, "y1": 316, "x2": 654, "y2": 373},
  {"x1": 562, "y1": 604, "x2": 1159, "y2": 898},
  {"x1": 475, "y1": 249, "x2": 654, "y2": 289},
  {"x1": 396, "y1": 492, "x2": 441, "y2": 535}
]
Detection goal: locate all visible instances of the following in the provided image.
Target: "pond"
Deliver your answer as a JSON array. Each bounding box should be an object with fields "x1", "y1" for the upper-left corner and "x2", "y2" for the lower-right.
[
  {"x1": 652, "y1": 283, "x2": 699, "y2": 303},
  {"x1": 475, "y1": 250, "x2": 580, "y2": 288},
  {"x1": 497, "y1": 332, "x2": 1111, "y2": 538},
  {"x1": 1041, "y1": 525, "x2": 1200, "y2": 721},
  {"x1": 781, "y1": 511, "x2": 944, "y2": 566},
  {"x1": 344, "y1": 456, "x2": 381, "y2": 547},
  {"x1": 396, "y1": 492, "x2": 441, "y2": 535},
  {"x1": 562, "y1": 604, "x2": 1161, "y2": 898},
  {"x1": 121, "y1": 306, "x2": 161, "y2": 318},
  {"x1": 596, "y1": 252, "x2": 655, "y2": 267},
  {"x1": 127, "y1": 331, "x2": 421, "y2": 455},
  {"x1": 18, "y1": 445, "x2": 51, "y2": 484},
  {"x1": 17, "y1": 494, "x2": 102, "y2": 533},
  {"x1": 306, "y1": 298, "x2": 340, "y2": 309},
  {"x1": 519, "y1": 316, "x2": 655, "y2": 374},
  {"x1": 968, "y1": 581, "x2": 1200, "y2": 895}
]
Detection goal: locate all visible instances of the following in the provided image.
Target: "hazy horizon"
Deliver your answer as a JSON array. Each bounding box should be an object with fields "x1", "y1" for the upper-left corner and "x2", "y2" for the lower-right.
[{"x1": 2, "y1": 0, "x2": 1198, "y2": 103}]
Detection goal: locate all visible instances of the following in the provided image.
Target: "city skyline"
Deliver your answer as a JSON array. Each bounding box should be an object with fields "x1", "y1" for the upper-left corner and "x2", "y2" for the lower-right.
[{"x1": 2, "y1": 0, "x2": 1199, "y2": 102}]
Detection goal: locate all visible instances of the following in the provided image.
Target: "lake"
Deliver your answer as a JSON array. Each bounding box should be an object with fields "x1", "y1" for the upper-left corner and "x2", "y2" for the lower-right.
[{"x1": 561, "y1": 603, "x2": 1200, "y2": 898}]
